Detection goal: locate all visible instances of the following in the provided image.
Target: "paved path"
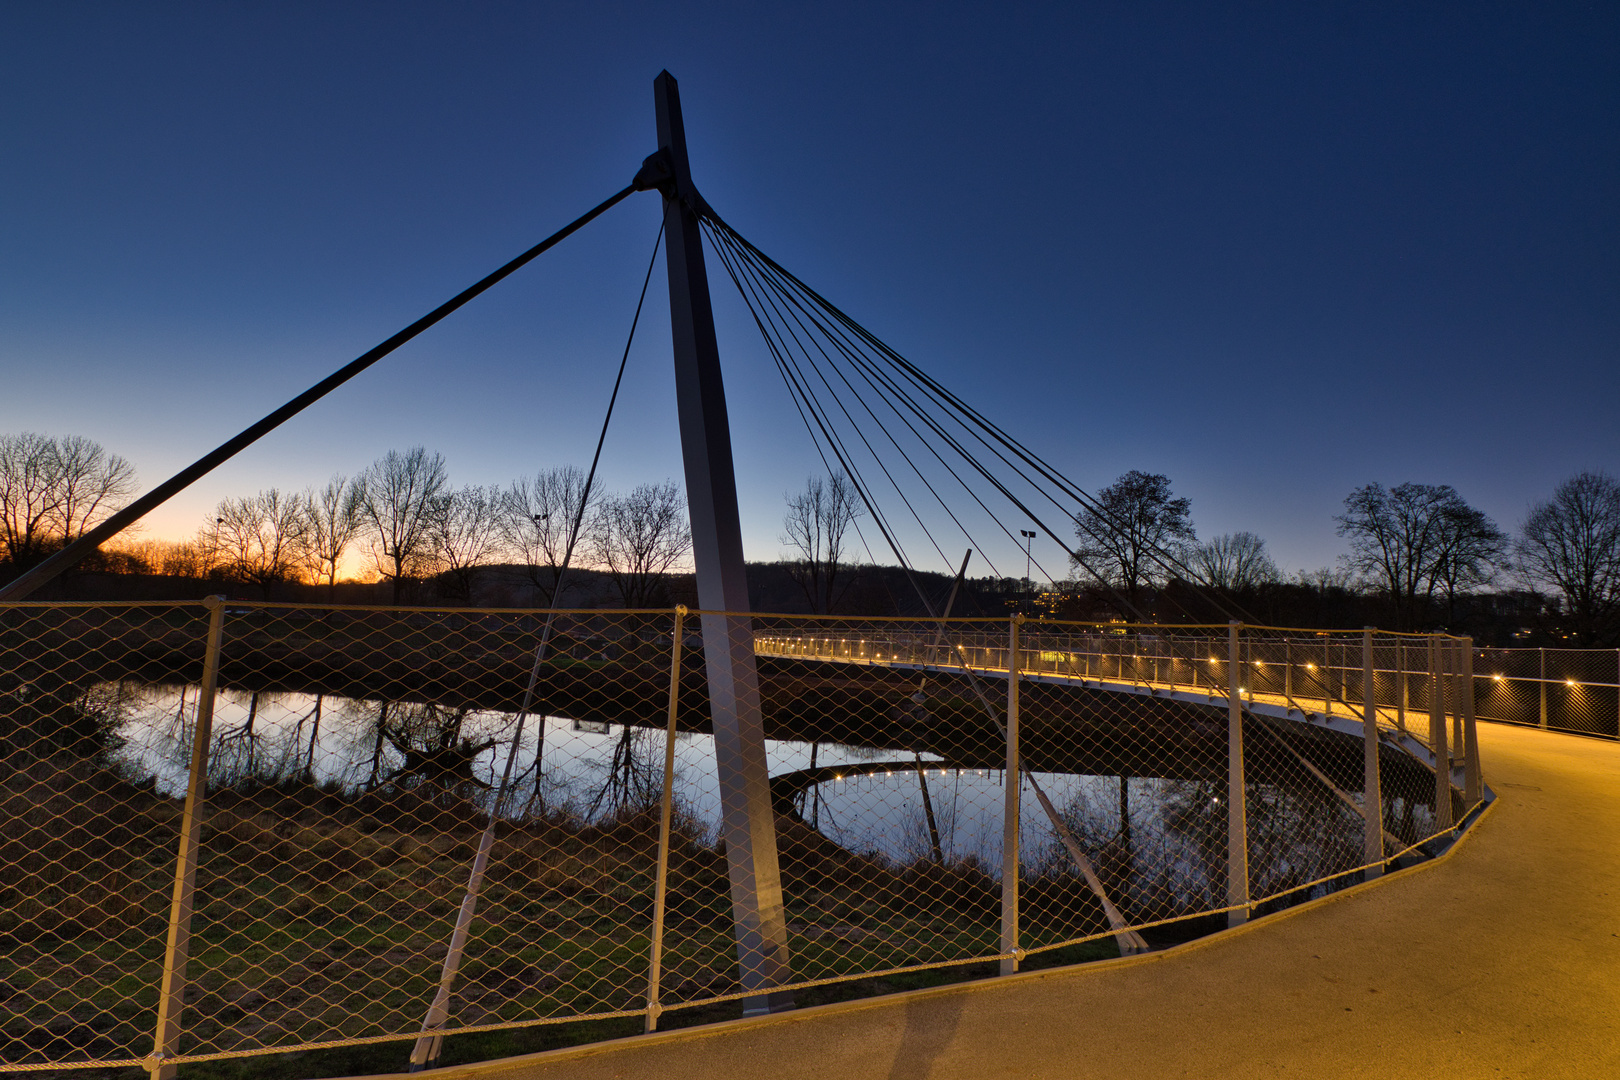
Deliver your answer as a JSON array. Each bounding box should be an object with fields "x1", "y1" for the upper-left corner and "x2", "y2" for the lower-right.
[{"x1": 407, "y1": 723, "x2": 1620, "y2": 1080}]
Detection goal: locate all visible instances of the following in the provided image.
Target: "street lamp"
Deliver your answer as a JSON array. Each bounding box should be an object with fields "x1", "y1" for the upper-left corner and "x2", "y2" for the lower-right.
[{"x1": 1020, "y1": 529, "x2": 1036, "y2": 586}]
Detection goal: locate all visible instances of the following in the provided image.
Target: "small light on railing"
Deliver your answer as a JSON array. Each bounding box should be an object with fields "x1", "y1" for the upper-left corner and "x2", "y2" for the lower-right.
[
  {"x1": 1567, "y1": 679, "x2": 1577, "y2": 687},
  {"x1": 1493, "y1": 674, "x2": 1504, "y2": 681},
  {"x1": 1306, "y1": 663, "x2": 1316, "y2": 670}
]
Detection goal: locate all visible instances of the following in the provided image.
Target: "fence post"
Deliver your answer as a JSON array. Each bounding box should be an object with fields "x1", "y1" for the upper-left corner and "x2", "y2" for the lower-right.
[
  {"x1": 1227, "y1": 621, "x2": 1249, "y2": 927},
  {"x1": 646, "y1": 607, "x2": 685, "y2": 1032},
  {"x1": 1362, "y1": 628, "x2": 1383, "y2": 879},
  {"x1": 1539, "y1": 647, "x2": 1548, "y2": 729},
  {"x1": 1000, "y1": 613, "x2": 1023, "y2": 975},
  {"x1": 1450, "y1": 641, "x2": 1464, "y2": 754},
  {"x1": 149, "y1": 597, "x2": 226, "y2": 1080},
  {"x1": 1396, "y1": 641, "x2": 1407, "y2": 733},
  {"x1": 1461, "y1": 637, "x2": 1481, "y2": 807},
  {"x1": 1323, "y1": 635, "x2": 1332, "y2": 716},
  {"x1": 1284, "y1": 639, "x2": 1292, "y2": 704},
  {"x1": 1430, "y1": 634, "x2": 1453, "y2": 831}
]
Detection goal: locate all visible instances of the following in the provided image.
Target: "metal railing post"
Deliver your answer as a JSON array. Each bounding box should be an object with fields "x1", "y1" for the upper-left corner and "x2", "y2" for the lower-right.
[
  {"x1": 1461, "y1": 637, "x2": 1481, "y2": 807},
  {"x1": 1539, "y1": 647, "x2": 1548, "y2": 729},
  {"x1": 1000, "y1": 613, "x2": 1022, "y2": 975},
  {"x1": 1396, "y1": 641, "x2": 1408, "y2": 733},
  {"x1": 149, "y1": 596, "x2": 226, "y2": 1080},
  {"x1": 1227, "y1": 621, "x2": 1249, "y2": 927},
  {"x1": 1430, "y1": 634, "x2": 1453, "y2": 831},
  {"x1": 1362, "y1": 628, "x2": 1383, "y2": 879},
  {"x1": 1450, "y1": 641, "x2": 1464, "y2": 755},
  {"x1": 1284, "y1": 639, "x2": 1292, "y2": 704},
  {"x1": 646, "y1": 607, "x2": 684, "y2": 1032},
  {"x1": 1323, "y1": 635, "x2": 1332, "y2": 716}
]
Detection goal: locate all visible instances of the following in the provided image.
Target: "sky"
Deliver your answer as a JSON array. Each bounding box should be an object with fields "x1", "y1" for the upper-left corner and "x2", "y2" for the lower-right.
[{"x1": 2, "y1": 2, "x2": 1616, "y2": 583}]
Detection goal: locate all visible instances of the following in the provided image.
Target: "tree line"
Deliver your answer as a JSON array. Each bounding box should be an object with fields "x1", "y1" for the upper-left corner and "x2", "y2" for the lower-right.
[
  {"x1": 4, "y1": 430, "x2": 1619, "y2": 643},
  {"x1": 0, "y1": 434, "x2": 693, "y2": 608},
  {"x1": 1067, "y1": 469, "x2": 1620, "y2": 644}
]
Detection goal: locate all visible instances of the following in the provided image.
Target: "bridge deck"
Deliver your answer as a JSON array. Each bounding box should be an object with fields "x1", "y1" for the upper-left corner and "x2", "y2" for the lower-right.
[{"x1": 384, "y1": 722, "x2": 1620, "y2": 1079}]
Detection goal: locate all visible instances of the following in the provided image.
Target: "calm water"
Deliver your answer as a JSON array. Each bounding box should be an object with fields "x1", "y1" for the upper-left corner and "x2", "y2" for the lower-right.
[{"x1": 96, "y1": 677, "x2": 1412, "y2": 884}]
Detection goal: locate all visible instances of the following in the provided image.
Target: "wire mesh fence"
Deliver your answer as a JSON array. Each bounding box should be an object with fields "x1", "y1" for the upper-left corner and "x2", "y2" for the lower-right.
[{"x1": 1, "y1": 601, "x2": 1513, "y2": 1075}]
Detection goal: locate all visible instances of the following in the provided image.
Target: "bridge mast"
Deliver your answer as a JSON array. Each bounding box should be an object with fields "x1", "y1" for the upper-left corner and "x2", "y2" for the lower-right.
[{"x1": 651, "y1": 70, "x2": 794, "y2": 1015}]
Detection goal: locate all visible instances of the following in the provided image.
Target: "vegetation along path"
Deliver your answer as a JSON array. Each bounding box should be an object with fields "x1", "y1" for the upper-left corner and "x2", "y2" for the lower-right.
[{"x1": 380, "y1": 722, "x2": 1620, "y2": 1079}]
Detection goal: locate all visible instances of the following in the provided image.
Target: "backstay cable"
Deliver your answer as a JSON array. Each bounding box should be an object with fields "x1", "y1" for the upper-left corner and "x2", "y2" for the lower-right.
[
  {"x1": 0, "y1": 182, "x2": 641, "y2": 601},
  {"x1": 410, "y1": 219, "x2": 664, "y2": 1071}
]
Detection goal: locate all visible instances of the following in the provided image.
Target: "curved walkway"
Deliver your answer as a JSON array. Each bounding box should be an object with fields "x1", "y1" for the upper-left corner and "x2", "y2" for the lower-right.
[{"x1": 397, "y1": 723, "x2": 1620, "y2": 1080}]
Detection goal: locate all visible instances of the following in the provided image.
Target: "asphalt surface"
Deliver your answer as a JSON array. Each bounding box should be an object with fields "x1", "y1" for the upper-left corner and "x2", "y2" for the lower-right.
[{"x1": 393, "y1": 722, "x2": 1620, "y2": 1080}]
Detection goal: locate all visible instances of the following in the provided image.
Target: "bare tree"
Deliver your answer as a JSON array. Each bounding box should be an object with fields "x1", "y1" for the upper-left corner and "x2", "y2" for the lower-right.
[
  {"x1": 498, "y1": 466, "x2": 597, "y2": 604},
  {"x1": 303, "y1": 474, "x2": 363, "y2": 593},
  {"x1": 0, "y1": 432, "x2": 59, "y2": 573},
  {"x1": 158, "y1": 540, "x2": 213, "y2": 579},
  {"x1": 588, "y1": 481, "x2": 692, "y2": 607},
  {"x1": 52, "y1": 434, "x2": 139, "y2": 544},
  {"x1": 211, "y1": 488, "x2": 311, "y2": 596},
  {"x1": 0, "y1": 432, "x2": 137, "y2": 575},
  {"x1": 1336, "y1": 482, "x2": 1500, "y2": 630},
  {"x1": 357, "y1": 447, "x2": 449, "y2": 603},
  {"x1": 1431, "y1": 502, "x2": 1508, "y2": 625},
  {"x1": 1193, "y1": 532, "x2": 1279, "y2": 592},
  {"x1": 1517, "y1": 471, "x2": 1620, "y2": 645},
  {"x1": 781, "y1": 472, "x2": 863, "y2": 614},
  {"x1": 1072, "y1": 471, "x2": 1195, "y2": 611},
  {"x1": 426, "y1": 484, "x2": 503, "y2": 603}
]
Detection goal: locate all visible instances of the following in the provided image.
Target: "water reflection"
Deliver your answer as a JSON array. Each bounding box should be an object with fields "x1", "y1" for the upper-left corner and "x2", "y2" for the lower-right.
[{"x1": 97, "y1": 676, "x2": 1434, "y2": 913}]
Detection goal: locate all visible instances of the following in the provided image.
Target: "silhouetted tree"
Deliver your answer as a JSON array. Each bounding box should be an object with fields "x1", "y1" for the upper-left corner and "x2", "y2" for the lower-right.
[
  {"x1": 781, "y1": 472, "x2": 863, "y2": 613},
  {"x1": 589, "y1": 481, "x2": 691, "y2": 607},
  {"x1": 0, "y1": 432, "x2": 137, "y2": 577},
  {"x1": 1072, "y1": 471, "x2": 1195, "y2": 613},
  {"x1": 1431, "y1": 502, "x2": 1508, "y2": 625},
  {"x1": 303, "y1": 474, "x2": 363, "y2": 593},
  {"x1": 357, "y1": 447, "x2": 449, "y2": 603},
  {"x1": 1336, "y1": 482, "x2": 1501, "y2": 630},
  {"x1": 426, "y1": 484, "x2": 502, "y2": 603},
  {"x1": 1517, "y1": 471, "x2": 1620, "y2": 645},
  {"x1": 211, "y1": 488, "x2": 310, "y2": 596},
  {"x1": 1193, "y1": 532, "x2": 1279, "y2": 593},
  {"x1": 498, "y1": 466, "x2": 597, "y2": 604}
]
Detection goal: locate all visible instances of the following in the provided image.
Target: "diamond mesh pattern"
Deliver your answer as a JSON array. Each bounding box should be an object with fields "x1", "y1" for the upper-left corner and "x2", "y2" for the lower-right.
[{"x1": 0, "y1": 602, "x2": 1528, "y2": 1071}]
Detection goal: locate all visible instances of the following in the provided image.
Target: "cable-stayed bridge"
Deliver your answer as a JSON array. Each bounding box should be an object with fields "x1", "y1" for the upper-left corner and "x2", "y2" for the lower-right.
[{"x1": 0, "y1": 71, "x2": 1538, "y2": 1080}]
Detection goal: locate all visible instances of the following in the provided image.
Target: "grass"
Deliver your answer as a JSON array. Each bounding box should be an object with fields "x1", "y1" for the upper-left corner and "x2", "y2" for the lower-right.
[{"x1": 2, "y1": 755, "x2": 1133, "y2": 1080}]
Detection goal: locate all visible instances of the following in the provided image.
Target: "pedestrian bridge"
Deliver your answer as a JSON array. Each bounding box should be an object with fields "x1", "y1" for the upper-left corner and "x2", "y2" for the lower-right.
[
  {"x1": 402, "y1": 720, "x2": 1615, "y2": 1080},
  {"x1": 754, "y1": 621, "x2": 1484, "y2": 807}
]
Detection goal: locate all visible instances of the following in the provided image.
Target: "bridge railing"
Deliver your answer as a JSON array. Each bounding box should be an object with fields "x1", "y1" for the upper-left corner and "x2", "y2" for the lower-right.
[{"x1": 2, "y1": 602, "x2": 1499, "y2": 1076}]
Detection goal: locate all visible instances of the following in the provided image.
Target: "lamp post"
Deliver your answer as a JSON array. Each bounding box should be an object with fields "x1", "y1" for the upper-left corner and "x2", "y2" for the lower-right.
[{"x1": 1020, "y1": 529, "x2": 1036, "y2": 589}]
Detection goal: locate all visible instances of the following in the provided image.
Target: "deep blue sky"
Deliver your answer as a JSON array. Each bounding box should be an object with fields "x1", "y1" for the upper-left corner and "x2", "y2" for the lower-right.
[{"x1": 2, "y1": 2, "x2": 1615, "y2": 581}]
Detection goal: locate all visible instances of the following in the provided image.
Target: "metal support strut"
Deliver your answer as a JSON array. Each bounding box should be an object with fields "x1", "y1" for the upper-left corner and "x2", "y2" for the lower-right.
[
  {"x1": 1226, "y1": 621, "x2": 1249, "y2": 927},
  {"x1": 150, "y1": 597, "x2": 227, "y2": 1080},
  {"x1": 652, "y1": 70, "x2": 794, "y2": 1015}
]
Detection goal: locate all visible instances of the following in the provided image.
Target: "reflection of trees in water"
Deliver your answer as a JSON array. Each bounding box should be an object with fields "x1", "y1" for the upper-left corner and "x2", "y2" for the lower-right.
[
  {"x1": 1035, "y1": 769, "x2": 1370, "y2": 924},
  {"x1": 899, "y1": 793, "x2": 960, "y2": 866},
  {"x1": 1, "y1": 672, "x2": 146, "y2": 765},
  {"x1": 583, "y1": 724, "x2": 666, "y2": 821},
  {"x1": 1037, "y1": 775, "x2": 1142, "y2": 898},
  {"x1": 372, "y1": 701, "x2": 497, "y2": 807}
]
